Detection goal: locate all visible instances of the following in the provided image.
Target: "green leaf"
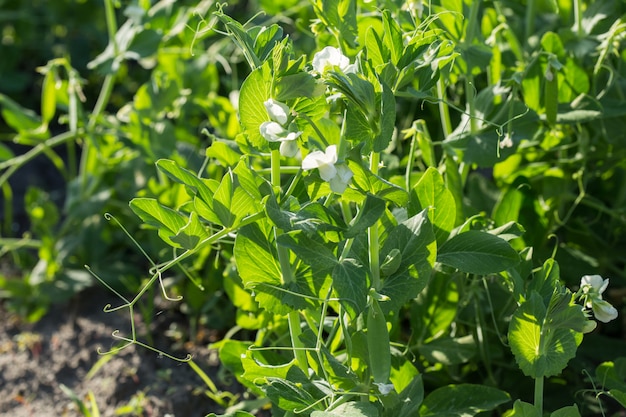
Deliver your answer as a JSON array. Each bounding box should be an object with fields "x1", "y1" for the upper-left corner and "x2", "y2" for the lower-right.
[
  {"x1": 391, "y1": 375, "x2": 424, "y2": 417},
  {"x1": 419, "y1": 384, "x2": 510, "y2": 417},
  {"x1": 345, "y1": 194, "x2": 386, "y2": 238},
  {"x1": 265, "y1": 368, "x2": 326, "y2": 412},
  {"x1": 311, "y1": 0, "x2": 358, "y2": 48},
  {"x1": 156, "y1": 159, "x2": 214, "y2": 204},
  {"x1": 411, "y1": 272, "x2": 458, "y2": 343},
  {"x1": 437, "y1": 230, "x2": 519, "y2": 274},
  {"x1": 609, "y1": 390, "x2": 626, "y2": 408},
  {"x1": 380, "y1": 210, "x2": 436, "y2": 312},
  {"x1": 234, "y1": 220, "x2": 282, "y2": 289},
  {"x1": 382, "y1": 9, "x2": 403, "y2": 65},
  {"x1": 275, "y1": 72, "x2": 325, "y2": 102},
  {"x1": 595, "y1": 358, "x2": 626, "y2": 392},
  {"x1": 170, "y1": 212, "x2": 209, "y2": 250},
  {"x1": 374, "y1": 80, "x2": 396, "y2": 153},
  {"x1": 0, "y1": 143, "x2": 14, "y2": 161},
  {"x1": 508, "y1": 291, "x2": 584, "y2": 378},
  {"x1": 213, "y1": 170, "x2": 236, "y2": 227},
  {"x1": 417, "y1": 335, "x2": 476, "y2": 366},
  {"x1": 332, "y1": 259, "x2": 367, "y2": 319},
  {"x1": 506, "y1": 400, "x2": 540, "y2": 417},
  {"x1": 206, "y1": 141, "x2": 242, "y2": 167},
  {"x1": 238, "y1": 63, "x2": 272, "y2": 151},
  {"x1": 129, "y1": 197, "x2": 187, "y2": 235},
  {"x1": 349, "y1": 160, "x2": 409, "y2": 206},
  {"x1": 550, "y1": 405, "x2": 580, "y2": 417},
  {"x1": 410, "y1": 167, "x2": 456, "y2": 244},
  {"x1": 312, "y1": 402, "x2": 380, "y2": 417},
  {"x1": 0, "y1": 93, "x2": 42, "y2": 133}
]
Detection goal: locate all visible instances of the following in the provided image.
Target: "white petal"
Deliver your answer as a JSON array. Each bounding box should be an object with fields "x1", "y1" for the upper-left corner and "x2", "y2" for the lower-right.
[
  {"x1": 335, "y1": 164, "x2": 353, "y2": 182},
  {"x1": 302, "y1": 150, "x2": 327, "y2": 170},
  {"x1": 318, "y1": 163, "x2": 337, "y2": 182},
  {"x1": 581, "y1": 275, "x2": 605, "y2": 292},
  {"x1": 259, "y1": 121, "x2": 285, "y2": 142},
  {"x1": 312, "y1": 46, "x2": 351, "y2": 74},
  {"x1": 324, "y1": 145, "x2": 338, "y2": 164},
  {"x1": 592, "y1": 299, "x2": 618, "y2": 323},
  {"x1": 329, "y1": 175, "x2": 349, "y2": 193},
  {"x1": 264, "y1": 99, "x2": 290, "y2": 125},
  {"x1": 279, "y1": 140, "x2": 299, "y2": 158}
]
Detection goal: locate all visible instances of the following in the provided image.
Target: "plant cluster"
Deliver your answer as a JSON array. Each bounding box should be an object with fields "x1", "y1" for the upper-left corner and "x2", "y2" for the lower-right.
[{"x1": 1, "y1": 0, "x2": 626, "y2": 416}]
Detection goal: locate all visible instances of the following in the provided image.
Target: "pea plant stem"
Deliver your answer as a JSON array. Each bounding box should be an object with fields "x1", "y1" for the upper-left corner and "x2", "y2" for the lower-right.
[
  {"x1": 368, "y1": 151, "x2": 381, "y2": 290},
  {"x1": 270, "y1": 148, "x2": 308, "y2": 374},
  {"x1": 534, "y1": 376, "x2": 544, "y2": 415}
]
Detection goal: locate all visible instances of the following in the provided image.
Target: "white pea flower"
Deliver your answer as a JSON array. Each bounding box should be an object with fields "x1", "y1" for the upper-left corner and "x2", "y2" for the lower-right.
[
  {"x1": 579, "y1": 275, "x2": 618, "y2": 323},
  {"x1": 264, "y1": 98, "x2": 290, "y2": 125},
  {"x1": 259, "y1": 98, "x2": 302, "y2": 157},
  {"x1": 302, "y1": 145, "x2": 353, "y2": 194},
  {"x1": 312, "y1": 46, "x2": 356, "y2": 75}
]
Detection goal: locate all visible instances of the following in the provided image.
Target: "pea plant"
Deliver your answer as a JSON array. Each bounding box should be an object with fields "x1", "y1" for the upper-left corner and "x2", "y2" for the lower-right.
[{"x1": 87, "y1": 0, "x2": 625, "y2": 416}]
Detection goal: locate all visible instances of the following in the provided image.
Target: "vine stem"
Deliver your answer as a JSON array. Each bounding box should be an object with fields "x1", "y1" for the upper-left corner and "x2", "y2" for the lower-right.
[
  {"x1": 368, "y1": 151, "x2": 381, "y2": 290},
  {"x1": 534, "y1": 376, "x2": 544, "y2": 415},
  {"x1": 270, "y1": 149, "x2": 308, "y2": 374}
]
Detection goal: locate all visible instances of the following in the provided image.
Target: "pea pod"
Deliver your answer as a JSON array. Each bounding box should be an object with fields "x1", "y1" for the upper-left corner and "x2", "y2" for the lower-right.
[
  {"x1": 544, "y1": 66, "x2": 558, "y2": 125},
  {"x1": 367, "y1": 291, "x2": 391, "y2": 384}
]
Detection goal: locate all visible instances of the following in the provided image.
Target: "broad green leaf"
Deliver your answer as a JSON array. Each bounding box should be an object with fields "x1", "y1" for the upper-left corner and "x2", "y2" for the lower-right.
[
  {"x1": 595, "y1": 358, "x2": 626, "y2": 392},
  {"x1": 217, "y1": 340, "x2": 263, "y2": 396},
  {"x1": 277, "y1": 233, "x2": 337, "y2": 273},
  {"x1": 609, "y1": 390, "x2": 626, "y2": 408},
  {"x1": 312, "y1": 402, "x2": 379, "y2": 417},
  {"x1": 266, "y1": 368, "x2": 326, "y2": 412},
  {"x1": 550, "y1": 405, "x2": 580, "y2": 417},
  {"x1": 493, "y1": 187, "x2": 524, "y2": 226},
  {"x1": 170, "y1": 212, "x2": 209, "y2": 250},
  {"x1": 206, "y1": 412, "x2": 255, "y2": 417},
  {"x1": 391, "y1": 375, "x2": 424, "y2": 417},
  {"x1": 275, "y1": 72, "x2": 324, "y2": 102},
  {"x1": 382, "y1": 9, "x2": 403, "y2": 65},
  {"x1": 213, "y1": 170, "x2": 235, "y2": 227},
  {"x1": 506, "y1": 400, "x2": 540, "y2": 417},
  {"x1": 0, "y1": 93, "x2": 42, "y2": 132},
  {"x1": 238, "y1": 63, "x2": 272, "y2": 151},
  {"x1": 206, "y1": 141, "x2": 242, "y2": 167},
  {"x1": 410, "y1": 167, "x2": 456, "y2": 244},
  {"x1": 234, "y1": 220, "x2": 282, "y2": 289},
  {"x1": 251, "y1": 23, "x2": 283, "y2": 63},
  {"x1": 129, "y1": 197, "x2": 187, "y2": 235},
  {"x1": 417, "y1": 335, "x2": 476, "y2": 366},
  {"x1": 365, "y1": 27, "x2": 387, "y2": 68},
  {"x1": 332, "y1": 259, "x2": 367, "y2": 319},
  {"x1": 437, "y1": 230, "x2": 519, "y2": 274},
  {"x1": 508, "y1": 291, "x2": 584, "y2": 378},
  {"x1": 156, "y1": 159, "x2": 214, "y2": 204},
  {"x1": 380, "y1": 210, "x2": 436, "y2": 312},
  {"x1": 311, "y1": 0, "x2": 358, "y2": 48},
  {"x1": 213, "y1": 11, "x2": 260, "y2": 69},
  {"x1": 236, "y1": 221, "x2": 323, "y2": 313},
  {"x1": 411, "y1": 272, "x2": 458, "y2": 343},
  {"x1": 419, "y1": 384, "x2": 510, "y2": 417},
  {"x1": 345, "y1": 194, "x2": 386, "y2": 238},
  {"x1": 374, "y1": 81, "x2": 396, "y2": 153},
  {"x1": 0, "y1": 143, "x2": 14, "y2": 161},
  {"x1": 349, "y1": 160, "x2": 409, "y2": 206}
]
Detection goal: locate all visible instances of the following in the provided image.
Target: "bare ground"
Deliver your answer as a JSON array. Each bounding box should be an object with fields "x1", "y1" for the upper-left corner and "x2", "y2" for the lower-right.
[{"x1": 0, "y1": 288, "x2": 239, "y2": 417}]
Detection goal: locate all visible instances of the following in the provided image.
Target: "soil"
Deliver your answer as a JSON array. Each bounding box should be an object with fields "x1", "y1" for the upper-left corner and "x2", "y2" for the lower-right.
[{"x1": 0, "y1": 288, "x2": 242, "y2": 417}]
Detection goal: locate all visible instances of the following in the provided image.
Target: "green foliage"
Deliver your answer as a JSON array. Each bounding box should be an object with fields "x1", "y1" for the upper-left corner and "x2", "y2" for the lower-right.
[{"x1": 1, "y1": 0, "x2": 625, "y2": 416}]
